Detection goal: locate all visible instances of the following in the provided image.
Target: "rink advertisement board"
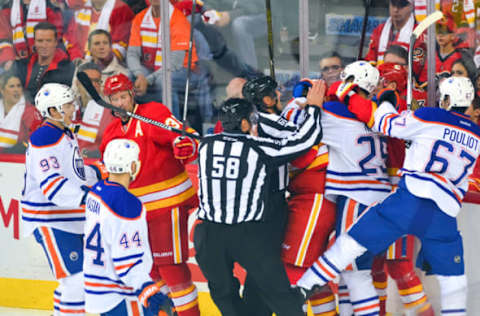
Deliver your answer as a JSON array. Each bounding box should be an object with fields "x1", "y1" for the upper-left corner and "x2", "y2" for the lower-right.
[
  {"x1": 1, "y1": 154, "x2": 480, "y2": 314},
  {"x1": 325, "y1": 13, "x2": 387, "y2": 36}
]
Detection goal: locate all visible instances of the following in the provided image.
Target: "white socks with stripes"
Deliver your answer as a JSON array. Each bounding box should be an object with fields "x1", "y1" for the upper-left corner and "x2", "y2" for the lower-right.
[
  {"x1": 437, "y1": 275, "x2": 467, "y2": 316},
  {"x1": 297, "y1": 233, "x2": 367, "y2": 290}
]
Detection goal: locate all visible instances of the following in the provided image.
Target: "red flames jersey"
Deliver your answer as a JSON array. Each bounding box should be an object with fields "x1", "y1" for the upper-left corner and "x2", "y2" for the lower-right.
[{"x1": 100, "y1": 102, "x2": 198, "y2": 219}]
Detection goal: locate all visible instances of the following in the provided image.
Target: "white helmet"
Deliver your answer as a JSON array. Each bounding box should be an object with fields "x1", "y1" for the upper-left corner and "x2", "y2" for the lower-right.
[
  {"x1": 340, "y1": 61, "x2": 379, "y2": 94},
  {"x1": 103, "y1": 139, "x2": 141, "y2": 181},
  {"x1": 35, "y1": 83, "x2": 76, "y2": 120},
  {"x1": 439, "y1": 76, "x2": 474, "y2": 110}
]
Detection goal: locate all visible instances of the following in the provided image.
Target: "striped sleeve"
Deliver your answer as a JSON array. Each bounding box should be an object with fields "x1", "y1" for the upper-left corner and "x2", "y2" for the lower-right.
[
  {"x1": 109, "y1": 207, "x2": 152, "y2": 291},
  {"x1": 31, "y1": 147, "x2": 85, "y2": 207},
  {"x1": 258, "y1": 112, "x2": 297, "y2": 139},
  {"x1": 373, "y1": 102, "x2": 421, "y2": 140},
  {"x1": 255, "y1": 106, "x2": 322, "y2": 165}
]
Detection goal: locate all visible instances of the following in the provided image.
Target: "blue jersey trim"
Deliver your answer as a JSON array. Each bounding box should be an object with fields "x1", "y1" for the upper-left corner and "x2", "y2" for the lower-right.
[
  {"x1": 40, "y1": 173, "x2": 60, "y2": 187},
  {"x1": 48, "y1": 178, "x2": 67, "y2": 200},
  {"x1": 84, "y1": 290, "x2": 136, "y2": 296},
  {"x1": 22, "y1": 216, "x2": 86, "y2": 222},
  {"x1": 322, "y1": 101, "x2": 357, "y2": 119},
  {"x1": 84, "y1": 274, "x2": 125, "y2": 284},
  {"x1": 113, "y1": 253, "x2": 144, "y2": 262},
  {"x1": 118, "y1": 259, "x2": 143, "y2": 277},
  {"x1": 30, "y1": 123, "x2": 65, "y2": 147},
  {"x1": 92, "y1": 180, "x2": 142, "y2": 219},
  {"x1": 21, "y1": 200, "x2": 56, "y2": 207},
  {"x1": 325, "y1": 186, "x2": 392, "y2": 193},
  {"x1": 403, "y1": 173, "x2": 461, "y2": 206},
  {"x1": 414, "y1": 107, "x2": 480, "y2": 137}
]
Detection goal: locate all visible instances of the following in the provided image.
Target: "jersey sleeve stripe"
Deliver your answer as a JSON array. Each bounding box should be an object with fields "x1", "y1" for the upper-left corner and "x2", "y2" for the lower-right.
[
  {"x1": 40, "y1": 173, "x2": 60, "y2": 187},
  {"x1": 48, "y1": 178, "x2": 68, "y2": 200},
  {"x1": 42, "y1": 176, "x2": 64, "y2": 195},
  {"x1": 22, "y1": 216, "x2": 86, "y2": 222},
  {"x1": 117, "y1": 260, "x2": 143, "y2": 277},
  {"x1": 22, "y1": 209, "x2": 84, "y2": 215},
  {"x1": 112, "y1": 253, "x2": 144, "y2": 262}
]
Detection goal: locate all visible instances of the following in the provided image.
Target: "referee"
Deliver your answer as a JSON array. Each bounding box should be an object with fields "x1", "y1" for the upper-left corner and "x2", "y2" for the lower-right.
[{"x1": 194, "y1": 94, "x2": 322, "y2": 316}]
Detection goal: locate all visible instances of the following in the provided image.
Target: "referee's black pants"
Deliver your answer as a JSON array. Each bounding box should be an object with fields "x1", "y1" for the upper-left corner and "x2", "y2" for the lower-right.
[{"x1": 194, "y1": 219, "x2": 305, "y2": 316}]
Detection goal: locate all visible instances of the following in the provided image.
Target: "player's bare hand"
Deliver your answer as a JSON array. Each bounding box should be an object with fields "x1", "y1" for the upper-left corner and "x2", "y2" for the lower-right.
[
  {"x1": 134, "y1": 75, "x2": 148, "y2": 96},
  {"x1": 306, "y1": 80, "x2": 327, "y2": 107}
]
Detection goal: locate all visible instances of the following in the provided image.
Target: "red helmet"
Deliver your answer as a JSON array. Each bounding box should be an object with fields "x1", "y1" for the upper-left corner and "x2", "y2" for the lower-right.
[
  {"x1": 377, "y1": 62, "x2": 407, "y2": 92},
  {"x1": 103, "y1": 73, "x2": 133, "y2": 97}
]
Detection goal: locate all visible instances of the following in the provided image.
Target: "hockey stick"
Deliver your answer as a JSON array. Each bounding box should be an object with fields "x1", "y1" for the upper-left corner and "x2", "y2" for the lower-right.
[
  {"x1": 181, "y1": 0, "x2": 197, "y2": 135},
  {"x1": 357, "y1": 0, "x2": 371, "y2": 60},
  {"x1": 76, "y1": 72, "x2": 201, "y2": 140},
  {"x1": 265, "y1": 0, "x2": 276, "y2": 81},
  {"x1": 407, "y1": 11, "x2": 443, "y2": 109}
]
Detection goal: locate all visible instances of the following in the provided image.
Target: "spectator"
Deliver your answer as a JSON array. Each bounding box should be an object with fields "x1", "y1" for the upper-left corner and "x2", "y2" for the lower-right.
[
  {"x1": 203, "y1": 0, "x2": 266, "y2": 68},
  {"x1": 0, "y1": 71, "x2": 42, "y2": 153},
  {"x1": 76, "y1": 63, "x2": 115, "y2": 158},
  {"x1": 466, "y1": 97, "x2": 480, "y2": 192},
  {"x1": 127, "y1": 0, "x2": 212, "y2": 121},
  {"x1": 383, "y1": 44, "x2": 408, "y2": 66},
  {"x1": 365, "y1": 0, "x2": 416, "y2": 64},
  {"x1": 14, "y1": 22, "x2": 74, "y2": 103},
  {"x1": 0, "y1": 0, "x2": 63, "y2": 71},
  {"x1": 435, "y1": 15, "x2": 467, "y2": 78},
  {"x1": 73, "y1": 62, "x2": 103, "y2": 108},
  {"x1": 451, "y1": 56, "x2": 477, "y2": 84},
  {"x1": 319, "y1": 51, "x2": 344, "y2": 87},
  {"x1": 87, "y1": 29, "x2": 131, "y2": 81},
  {"x1": 64, "y1": 0, "x2": 134, "y2": 64}
]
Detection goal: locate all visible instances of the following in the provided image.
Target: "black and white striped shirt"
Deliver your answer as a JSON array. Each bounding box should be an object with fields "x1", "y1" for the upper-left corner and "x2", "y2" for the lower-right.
[
  {"x1": 197, "y1": 106, "x2": 322, "y2": 224},
  {"x1": 257, "y1": 112, "x2": 297, "y2": 192}
]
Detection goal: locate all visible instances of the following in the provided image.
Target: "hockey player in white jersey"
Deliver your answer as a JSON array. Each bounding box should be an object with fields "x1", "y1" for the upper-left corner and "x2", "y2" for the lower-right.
[
  {"x1": 22, "y1": 83, "x2": 95, "y2": 316},
  {"x1": 307, "y1": 61, "x2": 389, "y2": 316},
  {"x1": 84, "y1": 138, "x2": 169, "y2": 316},
  {"x1": 298, "y1": 76, "x2": 480, "y2": 316}
]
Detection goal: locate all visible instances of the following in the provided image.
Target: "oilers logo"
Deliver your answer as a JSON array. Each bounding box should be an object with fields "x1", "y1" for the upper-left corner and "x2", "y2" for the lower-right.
[{"x1": 72, "y1": 146, "x2": 86, "y2": 180}]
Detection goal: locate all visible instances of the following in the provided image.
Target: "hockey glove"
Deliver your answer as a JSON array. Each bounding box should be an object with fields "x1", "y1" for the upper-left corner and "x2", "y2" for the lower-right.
[
  {"x1": 376, "y1": 88, "x2": 400, "y2": 109},
  {"x1": 88, "y1": 160, "x2": 109, "y2": 181},
  {"x1": 173, "y1": 136, "x2": 197, "y2": 161},
  {"x1": 138, "y1": 281, "x2": 169, "y2": 316},
  {"x1": 293, "y1": 79, "x2": 313, "y2": 98},
  {"x1": 335, "y1": 82, "x2": 358, "y2": 104}
]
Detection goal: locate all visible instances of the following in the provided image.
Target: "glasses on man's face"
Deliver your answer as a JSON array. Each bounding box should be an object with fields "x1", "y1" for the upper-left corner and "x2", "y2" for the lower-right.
[{"x1": 321, "y1": 65, "x2": 341, "y2": 73}]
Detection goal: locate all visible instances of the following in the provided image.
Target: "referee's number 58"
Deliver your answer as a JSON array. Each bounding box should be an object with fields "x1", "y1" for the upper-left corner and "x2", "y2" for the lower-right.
[{"x1": 212, "y1": 156, "x2": 240, "y2": 179}]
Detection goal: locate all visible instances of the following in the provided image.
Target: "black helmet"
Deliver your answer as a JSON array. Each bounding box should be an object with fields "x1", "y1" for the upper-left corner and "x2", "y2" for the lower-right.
[
  {"x1": 219, "y1": 98, "x2": 255, "y2": 133},
  {"x1": 242, "y1": 76, "x2": 278, "y2": 112}
]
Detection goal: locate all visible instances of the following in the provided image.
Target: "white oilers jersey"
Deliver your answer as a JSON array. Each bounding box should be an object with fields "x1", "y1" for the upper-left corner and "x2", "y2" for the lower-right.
[
  {"x1": 84, "y1": 179, "x2": 153, "y2": 314},
  {"x1": 281, "y1": 98, "x2": 308, "y2": 126},
  {"x1": 21, "y1": 122, "x2": 96, "y2": 236},
  {"x1": 321, "y1": 101, "x2": 392, "y2": 205},
  {"x1": 374, "y1": 102, "x2": 480, "y2": 217}
]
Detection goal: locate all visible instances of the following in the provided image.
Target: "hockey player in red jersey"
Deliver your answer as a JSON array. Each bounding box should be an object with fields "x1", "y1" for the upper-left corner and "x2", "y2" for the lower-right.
[
  {"x1": 278, "y1": 80, "x2": 337, "y2": 316},
  {"x1": 100, "y1": 73, "x2": 200, "y2": 316}
]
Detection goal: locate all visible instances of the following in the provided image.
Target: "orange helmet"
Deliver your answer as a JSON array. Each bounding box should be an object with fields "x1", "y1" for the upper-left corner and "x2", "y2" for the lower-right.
[
  {"x1": 103, "y1": 73, "x2": 133, "y2": 97},
  {"x1": 378, "y1": 62, "x2": 407, "y2": 92}
]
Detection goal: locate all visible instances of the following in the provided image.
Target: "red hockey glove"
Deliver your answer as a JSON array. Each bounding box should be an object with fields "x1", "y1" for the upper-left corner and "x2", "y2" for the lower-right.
[
  {"x1": 347, "y1": 94, "x2": 377, "y2": 128},
  {"x1": 138, "y1": 281, "x2": 170, "y2": 315},
  {"x1": 172, "y1": 136, "x2": 196, "y2": 161},
  {"x1": 376, "y1": 88, "x2": 400, "y2": 109},
  {"x1": 335, "y1": 82, "x2": 358, "y2": 104}
]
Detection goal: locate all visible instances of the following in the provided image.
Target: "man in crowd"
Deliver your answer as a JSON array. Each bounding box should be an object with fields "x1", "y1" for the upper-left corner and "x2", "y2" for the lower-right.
[
  {"x1": 65, "y1": 0, "x2": 134, "y2": 64},
  {"x1": 0, "y1": 0, "x2": 63, "y2": 71},
  {"x1": 14, "y1": 22, "x2": 74, "y2": 103},
  {"x1": 319, "y1": 51, "x2": 344, "y2": 87}
]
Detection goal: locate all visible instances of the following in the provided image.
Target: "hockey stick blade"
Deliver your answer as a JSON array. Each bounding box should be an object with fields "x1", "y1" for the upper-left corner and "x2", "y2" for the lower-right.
[
  {"x1": 412, "y1": 11, "x2": 443, "y2": 39},
  {"x1": 76, "y1": 72, "x2": 201, "y2": 140}
]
